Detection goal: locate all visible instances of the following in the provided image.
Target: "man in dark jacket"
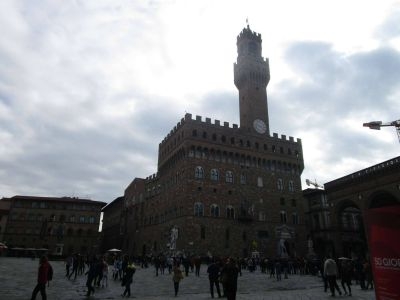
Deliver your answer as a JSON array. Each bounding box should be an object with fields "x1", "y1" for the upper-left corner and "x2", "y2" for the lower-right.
[
  {"x1": 31, "y1": 255, "x2": 52, "y2": 300},
  {"x1": 223, "y1": 258, "x2": 239, "y2": 300},
  {"x1": 207, "y1": 260, "x2": 221, "y2": 298}
]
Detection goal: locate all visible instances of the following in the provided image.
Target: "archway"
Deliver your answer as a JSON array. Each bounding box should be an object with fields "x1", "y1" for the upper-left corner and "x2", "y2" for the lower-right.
[
  {"x1": 368, "y1": 191, "x2": 399, "y2": 209},
  {"x1": 336, "y1": 201, "x2": 366, "y2": 259}
]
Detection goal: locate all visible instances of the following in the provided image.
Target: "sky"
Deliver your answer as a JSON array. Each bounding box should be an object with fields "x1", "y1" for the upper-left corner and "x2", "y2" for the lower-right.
[{"x1": 1, "y1": 0, "x2": 399, "y2": 203}]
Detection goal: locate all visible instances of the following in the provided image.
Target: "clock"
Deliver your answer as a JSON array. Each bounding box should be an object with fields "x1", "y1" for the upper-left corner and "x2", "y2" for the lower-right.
[{"x1": 253, "y1": 119, "x2": 267, "y2": 134}]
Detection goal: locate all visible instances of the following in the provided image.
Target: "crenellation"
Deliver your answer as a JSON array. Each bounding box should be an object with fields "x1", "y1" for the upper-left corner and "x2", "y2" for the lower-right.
[
  {"x1": 206, "y1": 118, "x2": 211, "y2": 124},
  {"x1": 224, "y1": 121, "x2": 229, "y2": 127},
  {"x1": 215, "y1": 120, "x2": 220, "y2": 126},
  {"x1": 233, "y1": 124, "x2": 238, "y2": 129},
  {"x1": 289, "y1": 136, "x2": 294, "y2": 142},
  {"x1": 281, "y1": 134, "x2": 286, "y2": 140},
  {"x1": 273, "y1": 133, "x2": 278, "y2": 138},
  {"x1": 196, "y1": 115, "x2": 202, "y2": 121}
]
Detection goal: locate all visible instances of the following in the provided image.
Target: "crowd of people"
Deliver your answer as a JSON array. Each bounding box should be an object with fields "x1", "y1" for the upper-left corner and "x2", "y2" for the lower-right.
[{"x1": 30, "y1": 252, "x2": 374, "y2": 299}]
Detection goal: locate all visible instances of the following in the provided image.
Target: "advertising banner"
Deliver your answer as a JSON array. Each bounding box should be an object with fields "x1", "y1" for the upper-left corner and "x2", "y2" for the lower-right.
[{"x1": 366, "y1": 205, "x2": 400, "y2": 300}]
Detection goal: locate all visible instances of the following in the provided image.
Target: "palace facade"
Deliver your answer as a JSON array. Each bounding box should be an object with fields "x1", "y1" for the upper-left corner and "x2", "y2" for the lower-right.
[{"x1": 118, "y1": 26, "x2": 307, "y2": 258}]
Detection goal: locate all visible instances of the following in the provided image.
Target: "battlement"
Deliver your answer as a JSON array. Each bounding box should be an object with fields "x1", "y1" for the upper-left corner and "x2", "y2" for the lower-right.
[
  {"x1": 160, "y1": 113, "x2": 240, "y2": 145},
  {"x1": 186, "y1": 113, "x2": 239, "y2": 130},
  {"x1": 272, "y1": 132, "x2": 302, "y2": 144},
  {"x1": 237, "y1": 26, "x2": 262, "y2": 44},
  {"x1": 145, "y1": 173, "x2": 159, "y2": 182}
]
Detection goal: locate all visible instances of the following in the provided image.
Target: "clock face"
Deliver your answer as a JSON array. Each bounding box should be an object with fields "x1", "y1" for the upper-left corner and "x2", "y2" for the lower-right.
[{"x1": 253, "y1": 119, "x2": 267, "y2": 134}]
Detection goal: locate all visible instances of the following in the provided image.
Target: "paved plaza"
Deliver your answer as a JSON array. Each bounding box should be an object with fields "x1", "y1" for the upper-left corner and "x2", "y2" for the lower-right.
[{"x1": 0, "y1": 257, "x2": 376, "y2": 300}]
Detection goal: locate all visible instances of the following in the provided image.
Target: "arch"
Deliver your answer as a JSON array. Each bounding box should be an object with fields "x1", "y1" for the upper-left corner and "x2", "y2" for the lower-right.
[
  {"x1": 194, "y1": 166, "x2": 204, "y2": 179},
  {"x1": 367, "y1": 190, "x2": 399, "y2": 209},
  {"x1": 210, "y1": 204, "x2": 220, "y2": 217},
  {"x1": 194, "y1": 202, "x2": 204, "y2": 216}
]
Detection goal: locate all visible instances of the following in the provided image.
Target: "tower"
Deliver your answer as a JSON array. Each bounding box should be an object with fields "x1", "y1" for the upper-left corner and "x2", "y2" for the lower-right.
[{"x1": 234, "y1": 25, "x2": 270, "y2": 135}]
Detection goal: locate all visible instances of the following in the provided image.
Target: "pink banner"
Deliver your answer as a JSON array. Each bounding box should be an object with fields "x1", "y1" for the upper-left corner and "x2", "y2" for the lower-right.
[{"x1": 366, "y1": 205, "x2": 400, "y2": 300}]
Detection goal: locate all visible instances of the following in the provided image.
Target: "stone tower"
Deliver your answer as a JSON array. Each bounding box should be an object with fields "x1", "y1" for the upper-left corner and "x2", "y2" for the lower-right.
[{"x1": 234, "y1": 25, "x2": 270, "y2": 135}]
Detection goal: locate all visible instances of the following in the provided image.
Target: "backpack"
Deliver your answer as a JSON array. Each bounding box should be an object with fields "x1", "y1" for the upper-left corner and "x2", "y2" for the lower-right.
[{"x1": 47, "y1": 264, "x2": 53, "y2": 286}]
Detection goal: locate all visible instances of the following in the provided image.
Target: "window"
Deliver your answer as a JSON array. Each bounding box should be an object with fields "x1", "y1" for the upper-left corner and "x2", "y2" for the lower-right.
[
  {"x1": 201, "y1": 226, "x2": 205, "y2": 239},
  {"x1": 280, "y1": 198, "x2": 285, "y2": 206},
  {"x1": 240, "y1": 173, "x2": 246, "y2": 184},
  {"x1": 226, "y1": 206, "x2": 235, "y2": 219},
  {"x1": 291, "y1": 199, "x2": 297, "y2": 207},
  {"x1": 32, "y1": 202, "x2": 38, "y2": 208},
  {"x1": 259, "y1": 211, "x2": 266, "y2": 221},
  {"x1": 194, "y1": 202, "x2": 204, "y2": 216},
  {"x1": 195, "y1": 166, "x2": 204, "y2": 179},
  {"x1": 210, "y1": 204, "x2": 220, "y2": 217},
  {"x1": 225, "y1": 171, "x2": 234, "y2": 183},
  {"x1": 212, "y1": 134, "x2": 217, "y2": 141},
  {"x1": 89, "y1": 216, "x2": 95, "y2": 224},
  {"x1": 288, "y1": 180, "x2": 295, "y2": 192},
  {"x1": 292, "y1": 213, "x2": 299, "y2": 225},
  {"x1": 210, "y1": 169, "x2": 219, "y2": 181},
  {"x1": 192, "y1": 130, "x2": 197, "y2": 137},
  {"x1": 79, "y1": 216, "x2": 86, "y2": 223},
  {"x1": 202, "y1": 132, "x2": 207, "y2": 138},
  {"x1": 257, "y1": 177, "x2": 263, "y2": 187},
  {"x1": 277, "y1": 178, "x2": 284, "y2": 191},
  {"x1": 280, "y1": 211, "x2": 287, "y2": 223},
  {"x1": 69, "y1": 215, "x2": 75, "y2": 223}
]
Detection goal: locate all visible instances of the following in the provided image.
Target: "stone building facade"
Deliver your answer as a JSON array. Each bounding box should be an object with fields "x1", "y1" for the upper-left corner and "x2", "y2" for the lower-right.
[
  {"x1": 100, "y1": 196, "x2": 124, "y2": 252},
  {"x1": 120, "y1": 26, "x2": 307, "y2": 258},
  {"x1": 2, "y1": 195, "x2": 105, "y2": 256},
  {"x1": 303, "y1": 156, "x2": 400, "y2": 259}
]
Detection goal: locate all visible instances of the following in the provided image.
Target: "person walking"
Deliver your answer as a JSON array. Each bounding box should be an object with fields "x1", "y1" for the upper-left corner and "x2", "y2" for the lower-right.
[
  {"x1": 172, "y1": 263, "x2": 184, "y2": 297},
  {"x1": 31, "y1": 255, "x2": 52, "y2": 300},
  {"x1": 85, "y1": 258, "x2": 97, "y2": 297},
  {"x1": 340, "y1": 259, "x2": 353, "y2": 296},
  {"x1": 223, "y1": 258, "x2": 239, "y2": 300},
  {"x1": 121, "y1": 260, "x2": 136, "y2": 298},
  {"x1": 207, "y1": 259, "x2": 222, "y2": 298},
  {"x1": 324, "y1": 256, "x2": 342, "y2": 297}
]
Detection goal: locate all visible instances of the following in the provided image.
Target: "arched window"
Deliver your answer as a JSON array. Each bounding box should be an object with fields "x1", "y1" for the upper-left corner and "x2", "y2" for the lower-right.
[
  {"x1": 240, "y1": 173, "x2": 246, "y2": 184},
  {"x1": 210, "y1": 169, "x2": 219, "y2": 181},
  {"x1": 225, "y1": 171, "x2": 234, "y2": 183},
  {"x1": 280, "y1": 211, "x2": 287, "y2": 223},
  {"x1": 277, "y1": 178, "x2": 284, "y2": 191},
  {"x1": 194, "y1": 202, "x2": 204, "y2": 216},
  {"x1": 69, "y1": 215, "x2": 75, "y2": 223},
  {"x1": 89, "y1": 216, "x2": 95, "y2": 224},
  {"x1": 288, "y1": 180, "x2": 294, "y2": 192},
  {"x1": 210, "y1": 204, "x2": 220, "y2": 217},
  {"x1": 257, "y1": 177, "x2": 263, "y2": 187},
  {"x1": 226, "y1": 206, "x2": 235, "y2": 219},
  {"x1": 195, "y1": 166, "x2": 204, "y2": 179}
]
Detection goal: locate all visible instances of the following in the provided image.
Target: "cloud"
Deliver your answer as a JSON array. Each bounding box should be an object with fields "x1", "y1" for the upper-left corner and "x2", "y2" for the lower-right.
[{"x1": 270, "y1": 40, "x2": 400, "y2": 184}]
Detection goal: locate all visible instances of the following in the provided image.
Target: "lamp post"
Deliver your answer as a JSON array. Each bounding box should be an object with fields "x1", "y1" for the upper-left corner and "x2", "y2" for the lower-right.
[{"x1": 363, "y1": 119, "x2": 400, "y2": 143}]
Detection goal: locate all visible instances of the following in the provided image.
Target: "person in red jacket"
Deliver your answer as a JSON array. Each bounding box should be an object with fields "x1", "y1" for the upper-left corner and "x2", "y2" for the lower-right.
[{"x1": 31, "y1": 255, "x2": 51, "y2": 300}]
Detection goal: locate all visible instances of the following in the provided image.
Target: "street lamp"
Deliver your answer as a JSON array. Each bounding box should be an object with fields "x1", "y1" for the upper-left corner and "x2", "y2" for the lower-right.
[{"x1": 363, "y1": 119, "x2": 400, "y2": 143}]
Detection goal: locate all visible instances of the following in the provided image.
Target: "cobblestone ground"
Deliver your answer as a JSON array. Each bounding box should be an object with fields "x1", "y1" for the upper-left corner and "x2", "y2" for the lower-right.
[{"x1": 0, "y1": 257, "x2": 376, "y2": 300}]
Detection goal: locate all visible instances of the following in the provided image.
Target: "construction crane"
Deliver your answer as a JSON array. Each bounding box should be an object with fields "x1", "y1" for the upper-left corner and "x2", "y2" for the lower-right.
[{"x1": 363, "y1": 119, "x2": 400, "y2": 143}]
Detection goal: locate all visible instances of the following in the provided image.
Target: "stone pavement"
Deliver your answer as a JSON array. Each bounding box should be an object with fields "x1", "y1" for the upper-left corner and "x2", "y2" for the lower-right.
[{"x1": 0, "y1": 257, "x2": 376, "y2": 300}]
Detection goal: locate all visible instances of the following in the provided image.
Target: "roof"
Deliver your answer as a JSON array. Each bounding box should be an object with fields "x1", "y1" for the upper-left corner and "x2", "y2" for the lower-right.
[
  {"x1": 101, "y1": 196, "x2": 124, "y2": 211},
  {"x1": 10, "y1": 195, "x2": 107, "y2": 206}
]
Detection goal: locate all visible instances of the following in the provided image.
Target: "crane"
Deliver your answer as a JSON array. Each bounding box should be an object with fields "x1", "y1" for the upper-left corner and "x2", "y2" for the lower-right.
[{"x1": 363, "y1": 119, "x2": 400, "y2": 143}]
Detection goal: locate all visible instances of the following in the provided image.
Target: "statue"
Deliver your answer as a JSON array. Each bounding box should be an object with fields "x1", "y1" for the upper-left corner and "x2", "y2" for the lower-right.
[
  {"x1": 170, "y1": 226, "x2": 178, "y2": 250},
  {"x1": 278, "y1": 239, "x2": 288, "y2": 258}
]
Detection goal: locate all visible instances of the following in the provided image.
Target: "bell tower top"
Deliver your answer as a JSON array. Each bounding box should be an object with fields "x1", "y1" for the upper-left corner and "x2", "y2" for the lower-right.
[{"x1": 234, "y1": 25, "x2": 270, "y2": 135}]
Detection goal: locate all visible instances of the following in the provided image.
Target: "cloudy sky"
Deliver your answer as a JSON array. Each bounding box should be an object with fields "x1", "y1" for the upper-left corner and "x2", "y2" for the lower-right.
[{"x1": 1, "y1": 0, "x2": 399, "y2": 203}]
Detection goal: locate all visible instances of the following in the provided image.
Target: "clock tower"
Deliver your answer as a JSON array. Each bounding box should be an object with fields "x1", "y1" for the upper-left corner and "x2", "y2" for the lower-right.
[{"x1": 234, "y1": 25, "x2": 270, "y2": 135}]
